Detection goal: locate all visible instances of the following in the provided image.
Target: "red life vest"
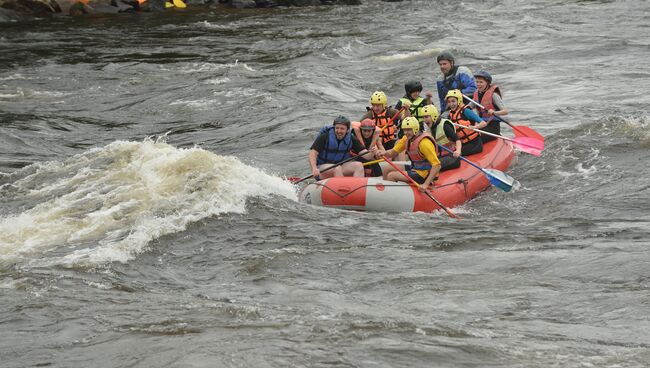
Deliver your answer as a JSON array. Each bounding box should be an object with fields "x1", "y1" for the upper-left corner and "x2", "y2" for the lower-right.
[
  {"x1": 352, "y1": 126, "x2": 380, "y2": 151},
  {"x1": 406, "y1": 134, "x2": 436, "y2": 171},
  {"x1": 350, "y1": 125, "x2": 381, "y2": 177},
  {"x1": 449, "y1": 107, "x2": 480, "y2": 144},
  {"x1": 472, "y1": 84, "x2": 502, "y2": 121}
]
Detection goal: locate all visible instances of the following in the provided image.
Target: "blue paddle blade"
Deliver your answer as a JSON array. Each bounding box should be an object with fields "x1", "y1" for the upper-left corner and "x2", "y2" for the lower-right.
[{"x1": 483, "y1": 168, "x2": 515, "y2": 192}]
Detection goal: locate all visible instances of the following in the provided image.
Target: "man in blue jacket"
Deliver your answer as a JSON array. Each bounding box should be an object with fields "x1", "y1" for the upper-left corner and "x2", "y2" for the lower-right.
[{"x1": 436, "y1": 51, "x2": 477, "y2": 112}]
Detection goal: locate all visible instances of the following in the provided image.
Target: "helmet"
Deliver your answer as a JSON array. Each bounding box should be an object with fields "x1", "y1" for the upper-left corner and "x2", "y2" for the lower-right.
[
  {"x1": 401, "y1": 116, "x2": 420, "y2": 134},
  {"x1": 421, "y1": 104, "x2": 439, "y2": 121},
  {"x1": 436, "y1": 51, "x2": 455, "y2": 64},
  {"x1": 445, "y1": 89, "x2": 463, "y2": 104},
  {"x1": 474, "y1": 70, "x2": 492, "y2": 84},
  {"x1": 404, "y1": 81, "x2": 423, "y2": 95},
  {"x1": 333, "y1": 115, "x2": 351, "y2": 129},
  {"x1": 359, "y1": 118, "x2": 376, "y2": 131},
  {"x1": 369, "y1": 91, "x2": 388, "y2": 106}
]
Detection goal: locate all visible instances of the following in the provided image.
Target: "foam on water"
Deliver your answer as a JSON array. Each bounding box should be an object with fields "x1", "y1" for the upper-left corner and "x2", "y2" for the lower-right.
[
  {"x1": 173, "y1": 60, "x2": 256, "y2": 74},
  {"x1": 0, "y1": 138, "x2": 297, "y2": 268},
  {"x1": 375, "y1": 48, "x2": 443, "y2": 63},
  {"x1": 613, "y1": 115, "x2": 650, "y2": 146}
]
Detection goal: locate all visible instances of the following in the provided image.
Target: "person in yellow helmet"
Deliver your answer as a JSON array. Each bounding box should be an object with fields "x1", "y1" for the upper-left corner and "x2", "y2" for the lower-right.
[
  {"x1": 360, "y1": 91, "x2": 401, "y2": 151},
  {"x1": 445, "y1": 89, "x2": 486, "y2": 156},
  {"x1": 422, "y1": 104, "x2": 462, "y2": 172},
  {"x1": 376, "y1": 117, "x2": 441, "y2": 191}
]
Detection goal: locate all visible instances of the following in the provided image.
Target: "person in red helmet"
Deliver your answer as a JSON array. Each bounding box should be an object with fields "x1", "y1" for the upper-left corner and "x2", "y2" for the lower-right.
[{"x1": 350, "y1": 119, "x2": 384, "y2": 176}]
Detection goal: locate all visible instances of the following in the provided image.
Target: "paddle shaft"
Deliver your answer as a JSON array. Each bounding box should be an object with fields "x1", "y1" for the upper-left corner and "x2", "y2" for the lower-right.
[
  {"x1": 383, "y1": 158, "x2": 459, "y2": 219},
  {"x1": 447, "y1": 121, "x2": 540, "y2": 150},
  {"x1": 362, "y1": 158, "x2": 384, "y2": 166},
  {"x1": 295, "y1": 154, "x2": 361, "y2": 184},
  {"x1": 436, "y1": 144, "x2": 515, "y2": 192},
  {"x1": 436, "y1": 144, "x2": 484, "y2": 173},
  {"x1": 461, "y1": 93, "x2": 535, "y2": 136}
]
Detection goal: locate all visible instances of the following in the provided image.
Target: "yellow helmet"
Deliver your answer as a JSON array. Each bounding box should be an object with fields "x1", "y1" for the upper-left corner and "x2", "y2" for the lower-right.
[
  {"x1": 445, "y1": 89, "x2": 463, "y2": 105},
  {"x1": 421, "y1": 104, "x2": 439, "y2": 121},
  {"x1": 369, "y1": 91, "x2": 388, "y2": 106},
  {"x1": 401, "y1": 116, "x2": 420, "y2": 134}
]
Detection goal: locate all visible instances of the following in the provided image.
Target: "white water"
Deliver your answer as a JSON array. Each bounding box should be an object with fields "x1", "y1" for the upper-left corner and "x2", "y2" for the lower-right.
[{"x1": 0, "y1": 138, "x2": 296, "y2": 267}]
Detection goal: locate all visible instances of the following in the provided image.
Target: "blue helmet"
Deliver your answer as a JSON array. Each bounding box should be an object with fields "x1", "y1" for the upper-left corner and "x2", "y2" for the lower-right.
[{"x1": 474, "y1": 70, "x2": 493, "y2": 84}]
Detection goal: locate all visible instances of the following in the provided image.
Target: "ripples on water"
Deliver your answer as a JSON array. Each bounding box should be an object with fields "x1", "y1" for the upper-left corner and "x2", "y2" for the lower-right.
[{"x1": 1, "y1": 1, "x2": 650, "y2": 367}]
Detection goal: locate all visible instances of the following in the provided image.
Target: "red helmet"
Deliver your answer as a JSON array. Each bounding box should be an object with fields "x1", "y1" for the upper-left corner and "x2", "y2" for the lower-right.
[{"x1": 360, "y1": 119, "x2": 376, "y2": 130}]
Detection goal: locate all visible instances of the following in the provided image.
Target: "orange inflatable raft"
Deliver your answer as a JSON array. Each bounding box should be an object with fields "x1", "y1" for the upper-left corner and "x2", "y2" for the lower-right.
[{"x1": 298, "y1": 139, "x2": 516, "y2": 213}]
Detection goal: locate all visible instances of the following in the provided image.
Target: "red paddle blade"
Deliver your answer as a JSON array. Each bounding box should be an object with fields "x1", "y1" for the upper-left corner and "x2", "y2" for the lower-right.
[
  {"x1": 512, "y1": 136, "x2": 543, "y2": 156},
  {"x1": 285, "y1": 177, "x2": 303, "y2": 184},
  {"x1": 512, "y1": 125, "x2": 545, "y2": 142},
  {"x1": 513, "y1": 136, "x2": 544, "y2": 150}
]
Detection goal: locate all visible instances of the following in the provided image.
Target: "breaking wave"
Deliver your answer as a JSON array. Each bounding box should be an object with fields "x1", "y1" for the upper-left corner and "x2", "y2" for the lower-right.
[{"x1": 0, "y1": 138, "x2": 296, "y2": 268}]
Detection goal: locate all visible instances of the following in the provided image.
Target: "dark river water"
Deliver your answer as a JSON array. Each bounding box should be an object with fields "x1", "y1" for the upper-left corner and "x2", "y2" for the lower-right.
[{"x1": 1, "y1": 1, "x2": 650, "y2": 367}]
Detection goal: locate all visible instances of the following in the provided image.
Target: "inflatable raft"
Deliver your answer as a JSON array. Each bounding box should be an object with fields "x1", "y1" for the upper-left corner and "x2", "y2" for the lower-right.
[{"x1": 298, "y1": 138, "x2": 516, "y2": 213}]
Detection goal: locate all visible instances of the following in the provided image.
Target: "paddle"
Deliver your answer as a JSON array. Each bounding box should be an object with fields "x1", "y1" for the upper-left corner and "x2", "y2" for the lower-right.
[
  {"x1": 462, "y1": 93, "x2": 545, "y2": 142},
  {"x1": 292, "y1": 154, "x2": 364, "y2": 184},
  {"x1": 286, "y1": 158, "x2": 380, "y2": 183},
  {"x1": 362, "y1": 158, "x2": 384, "y2": 166},
  {"x1": 448, "y1": 122, "x2": 544, "y2": 156},
  {"x1": 383, "y1": 157, "x2": 460, "y2": 219},
  {"x1": 437, "y1": 144, "x2": 516, "y2": 192}
]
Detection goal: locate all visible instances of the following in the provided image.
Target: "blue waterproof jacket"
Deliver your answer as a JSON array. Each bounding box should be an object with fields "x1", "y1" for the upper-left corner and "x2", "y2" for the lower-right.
[{"x1": 436, "y1": 65, "x2": 477, "y2": 112}]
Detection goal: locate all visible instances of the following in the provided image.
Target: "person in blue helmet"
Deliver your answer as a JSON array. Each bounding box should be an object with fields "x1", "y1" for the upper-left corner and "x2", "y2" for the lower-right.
[
  {"x1": 435, "y1": 51, "x2": 477, "y2": 112},
  {"x1": 469, "y1": 70, "x2": 509, "y2": 143},
  {"x1": 309, "y1": 115, "x2": 370, "y2": 179}
]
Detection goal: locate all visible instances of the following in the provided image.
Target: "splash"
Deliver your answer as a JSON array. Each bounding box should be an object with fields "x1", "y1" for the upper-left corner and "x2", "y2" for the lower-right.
[
  {"x1": 0, "y1": 139, "x2": 296, "y2": 267},
  {"x1": 613, "y1": 115, "x2": 650, "y2": 147},
  {"x1": 175, "y1": 60, "x2": 256, "y2": 74},
  {"x1": 375, "y1": 48, "x2": 443, "y2": 63}
]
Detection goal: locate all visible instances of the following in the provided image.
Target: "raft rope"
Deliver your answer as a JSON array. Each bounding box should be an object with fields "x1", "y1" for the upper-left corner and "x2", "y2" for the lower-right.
[{"x1": 313, "y1": 180, "x2": 467, "y2": 200}]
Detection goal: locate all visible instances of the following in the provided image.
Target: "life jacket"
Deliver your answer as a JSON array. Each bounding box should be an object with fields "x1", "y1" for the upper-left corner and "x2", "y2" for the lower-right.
[
  {"x1": 449, "y1": 107, "x2": 480, "y2": 144},
  {"x1": 399, "y1": 96, "x2": 426, "y2": 123},
  {"x1": 316, "y1": 126, "x2": 353, "y2": 165},
  {"x1": 472, "y1": 84, "x2": 502, "y2": 121},
  {"x1": 433, "y1": 119, "x2": 455, "y2": 156},
  {"x1": 352, "y1": 126, "x2": 380, "y2": 152},
  {"x1": 406, "y1": 134, "x2": 436, "y2": 172},
  {"x1": 370, "y1": 109, "x2": 397, "y2": 144}
]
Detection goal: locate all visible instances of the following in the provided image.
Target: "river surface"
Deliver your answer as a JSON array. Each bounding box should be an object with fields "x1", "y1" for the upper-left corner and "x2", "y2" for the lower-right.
[{"x1": 1, "y1": 1, "x2": 650, "y2": 367}]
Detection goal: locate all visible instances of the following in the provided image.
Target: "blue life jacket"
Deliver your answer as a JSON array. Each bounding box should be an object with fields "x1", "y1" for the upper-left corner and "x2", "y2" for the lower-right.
[{"x1": 316, "y1": 126, "x2": 352, "y2": 165}]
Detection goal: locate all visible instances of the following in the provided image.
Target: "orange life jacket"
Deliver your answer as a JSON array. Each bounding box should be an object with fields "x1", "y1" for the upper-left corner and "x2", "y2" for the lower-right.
[
  {"x1": 449, "y1": 107, "x2": 480, "y2": 144},
  {"x1": 372, "y1": 109, "x2": 397, "y2": 144}
]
